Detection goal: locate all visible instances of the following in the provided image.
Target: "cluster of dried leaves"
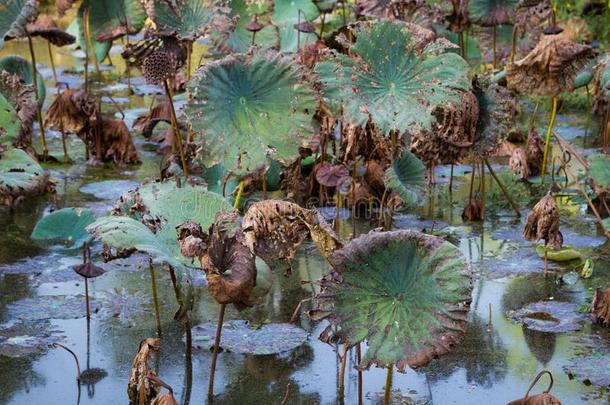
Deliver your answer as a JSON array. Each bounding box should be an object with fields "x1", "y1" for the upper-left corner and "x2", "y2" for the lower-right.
[
  {"x1": 523, "y1": 193, "x2": 563, "y2": 250},
  {"x1": 127, "y1": 338, "x2": 178, "y2": 405}
]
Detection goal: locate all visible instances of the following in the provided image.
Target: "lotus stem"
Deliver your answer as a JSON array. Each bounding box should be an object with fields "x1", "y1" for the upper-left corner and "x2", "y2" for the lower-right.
[
  {"x1": 84, "y1": 7, "x2": 100, "y2": 75},
  {"x1": 262, "y1": 169, "x2": 267, "y2": 199},
  {"x1": 449, "y1": 163, "x2": 454, "y2": 193},
  {"x1": 319, "y1": 13, "x2": 326, "y2": 38},
  {"x1": 338, "y1": 344, "x2": 349, "y2": 400},
  {"x1": 47, "y1": 41, "x2": 57, "y2": 83},
  {"x1": 26, "y1": 33, "x2": 48, "y2": 161},
  {"x1": 603, "y1": 104, "x2": 610, "y2": 150},
  {"x1": 384, "y1": 364, "x2": 393, "y2": 405},
  {"x1": 541, "y1": 96, "x2": 558, "y2": 181},
  {"x1": 251, "y1": 31, "x2": 257, "y2": 46},
  {"x1": 163, "y1": 79, "x2": 189, "y2": 181},
  {"x1": 483, "y1": 158, "x2": 521, "y2": 216},
  {"x1": 186, "y1": 41, "x2": 192, "y2": 81},
  {"x1": 584, "y1": 85, "x2": 591, "y2": 147},
  {"x1": 467, "y1": 162, "x2": 476, "y2": 206},
  {"x1": 297, "y1": 10, "x2": 301, "y2": 51},
  {"x1": 234, "y1": 180, "x2": 245, "y2": 209},
  {"x1": 280, "y1": 383, "x2": 291, "y2": 405},
  {"x1": 208, "y1": 303, "x2": 226, "y2": 399},
  {"x1": 125, "y1": 36, "x2": 132, "y2": 95},
  {"x1": 52, "y1": 343, "x2": 81, "y2": 381},
  {"x1": 487, "y1": 302, "x2": 492, "y2": 330},
  {"x1": 84, "y1": 277, "x2": 90, "y2": 320},
  {"x1": 492, "y1": 25, "x2": 497, "y2": 71},
  {"x1": 480, "y1": 161, "x2": 485, "y2": 221},
  {"x1": 61, "y1": 126, "x2": 70, "y2": 163},
  {"x1": 351, "y1": 165, "x2": 356, "y2": 236},
  {"x1": 510, "y1": 25, "x2": 518, "y2": 64},
  {"x1": 356, "y1": 344, "x2": 362, "y2": 405},
  {"x1": 544, "y1": 248, "x2": 548, "y2": 277},
  {"x1": 149, "y1": 259, "x2": 162, "y2": 336}
]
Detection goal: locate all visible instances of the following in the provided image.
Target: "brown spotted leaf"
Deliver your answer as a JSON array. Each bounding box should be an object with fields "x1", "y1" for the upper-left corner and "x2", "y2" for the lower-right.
[{"x1": 523, "y1": 193, "x2": 562, "y2": 250}]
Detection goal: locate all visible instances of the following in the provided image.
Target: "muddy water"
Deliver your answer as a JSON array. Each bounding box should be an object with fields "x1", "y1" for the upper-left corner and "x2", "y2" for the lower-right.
[{"x1": 1, "y1": 32, "x2": 610, "y2": 405}]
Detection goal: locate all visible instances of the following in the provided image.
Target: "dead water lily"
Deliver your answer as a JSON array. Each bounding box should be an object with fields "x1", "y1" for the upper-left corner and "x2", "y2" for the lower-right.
[
  {"x1": 26, "y1": 14, "x2": 75, "y2": 46},
  {"x1": 523, "y1": 193, "x2": 562, "y2": 275},
  {"x1": 592, "y1": 286, "x2": 610, "y2": 327},
  {"x1": 127, "y1": 337, "x2": 161, "y2": 404}
]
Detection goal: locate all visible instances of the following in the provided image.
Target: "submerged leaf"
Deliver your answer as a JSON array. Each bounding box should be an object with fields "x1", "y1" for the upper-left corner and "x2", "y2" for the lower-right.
[
  {"x1": 311, "y1": 230, "x2": 472, "y2": 371},
  {"x1": 510, "y1": 301, "x2": 586, "y2": 332},
  {"x1": 31, "y1": 207, "x2": 95, "y2": 248},
  {"x1": 186, "y1": 51, "x2": 317, "y2": 175}
]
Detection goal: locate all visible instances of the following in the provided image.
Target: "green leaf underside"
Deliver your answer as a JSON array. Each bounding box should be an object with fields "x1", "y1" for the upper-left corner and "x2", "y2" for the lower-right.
[
  {"x1": 315, "y1": 21, "x2": 470, "y2": 135},
  {"x1": 88, "y1": 0, "x2": 146, "y2": 42},
  {"x1": 0, "y1": 92, "x2": 21, "y2": 147},
  {"x1": 385, "y1": 149, "x2": 426, "y2": 205},
  {"x1": 154, "y1": 0, "x2": 219, "y2": 40},
  {"x1": 186, "y1": 51, "x2": 316, "y2": 175},
  {"x1": 273, "y1": 0, "x2": 319, "y2": 52},
  {"x1": 0, "y1": 0, "x2": 37, "y2": 49},
  {"x1": 66, "y1": 3, "x2": 112, "y2": 63},
  {"x1": 327, "y1": 231, "x2": 471, "y2": 368},
  {"x1": 0, "y1": 148, "x2": 45, "y2": 197},
  {"x1": 0, "y1": 55, "x2": 45, "y2": 108},
  {"x1": 600, "y1": 55, "x2": 610, "y2": 100},
  {"x1": 31, "y1": 207, "x2": 95, "y2": 248}
]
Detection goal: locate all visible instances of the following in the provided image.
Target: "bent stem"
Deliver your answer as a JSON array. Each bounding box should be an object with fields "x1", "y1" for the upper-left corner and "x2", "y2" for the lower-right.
[
  {"x1": 163, "y1": 80, "x2": 189, "y2": 180},
  {"x1": 47, "y1": 41, "x2": 57, "y2": 83},
  {"x1": 338, "y1": 345, "x2": 349, "y2": 401},
  {"x1": 26, "y1": 34, "x2": 48, "y2": 160},
  {"x1": 384, "y1": 364, "x2": 393, "y2": 405},
  {"x1": 148, "y1": 259, "x2": 162, "y2": 336},
  {"x1": 483, "y1": 158, "x2": 521, "y2": 216},
  {"x1": 208, "y1": 303, "x2": 226, "y2": 399},
  {"x1": 53, "y1": 343, "x2": 81, "y2": 381},
  {"x1": 541, "y1": 96, "x2": 558, "y2": 181}
]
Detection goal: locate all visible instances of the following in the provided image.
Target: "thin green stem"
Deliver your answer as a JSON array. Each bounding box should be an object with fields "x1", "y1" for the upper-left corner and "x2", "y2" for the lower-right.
[
  {"x1": 208, "y1": 303, "x2": 226, "y2": 399},
  {"x1": 233, "y1": 180, "x2": 245, "y2": 209},
  {"x1": 541, "y1": 96, "x2": 558, "y2": 181},
  {"x1": 384, "y1": 364, "x2": 393, "y2": 405},
  {"x1": 26, "y1": 34, "x2": 48, "y2": 160},
  {"x1": 149, "y1": 259, "x2": 162, "y2": 336},
  {"x1": 163, "y1": 80, "x2": 189, "y2": 180}
]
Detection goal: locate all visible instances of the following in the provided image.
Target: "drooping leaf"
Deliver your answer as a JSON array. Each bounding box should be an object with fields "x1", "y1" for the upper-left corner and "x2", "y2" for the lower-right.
[
  {"x1": 88, "y1": 0, "x2": 147, "y2": 42},
  {"x1": 31, "y1": 207, "x2": 95, "y2": 248},
  {"x1": 469, "y1": 0, "x2": 517, "y2": 27},
  {"x1": 310, "y1": 230, "x2": 472, "y2": 371},
  {"x1": 127, "y1": 337, "x2": 160, "y2": 404},
  {"x1": 384, "y1": 149, "x2": 426, "y2": 205},
  {"x1": 315, "y1": 21, "x2": 470, "y2": 136},
  {"x1": 0, "y1": 148, "x2": 49, "y2": 206},
  {"x1": 66, "y1": 3, "x2": 112, "y2": 64},
  {"x1": 26, "y1": 14, "x2": 75, "y2": 47},
  {"x1": 0, "y1": 55, "x2": 45, "y2": 108},
  {"x1": 0, "y1": 0, "x2": 37, "y2": 49},
  {"x1": 212, "y1": 0, "x2": 278, "y2": 53},
  {"x1": 186, "y1": 51, "x2": 317, "y2": 175},
  {"x1": 191, "y1": 320, "x2": 308, "y2": 355},
  {"x1": 272, "y1": 0, "x2": 319, "y2": 52},
  {"x1": 151, "y1": 0, "x2": 227, "y2": 41},
  {"x1": 524, "y1": 193, "x2": 562, "y2": 250}
]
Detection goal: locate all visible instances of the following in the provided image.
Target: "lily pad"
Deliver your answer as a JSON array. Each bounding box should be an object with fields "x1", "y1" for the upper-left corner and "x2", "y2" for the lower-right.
[
  {"x1": 191, "y1": 320, "x2": 308, "y2": 355},
  {"x1": 509, "y1": 301, "x2": 586, "y2": 333},
  {"x1": 535, "y1": 245, "x2": 582, "y2": 262},
  {"x1": 0, "y1": 320, "x2": 64, "y2": 358},
  {"x1": 31, "y1": 207, "x2": 95, "y2": 248},
  {"x1": 7, "y1": 295, "x2": 96, "y2": 321},
  {"x1": 0, "y1": 148, "x2": 49, "y2": 205},
  {"x1": 79, "y1": 180, "x2": 139, "y2": 200}
]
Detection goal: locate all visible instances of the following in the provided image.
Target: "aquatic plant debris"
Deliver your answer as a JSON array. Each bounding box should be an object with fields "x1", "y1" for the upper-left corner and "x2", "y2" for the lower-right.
[
  {"x1": 191, "y1": 320, "x2": 308, "y2": 355},
  {"x1": 0, "y1": 320, "x2": 64, "y2": 358},
  {"x1": 509, "y1": 301, "x2": 587, "y2": 333},
  {"x1": 7, "y1": 295, "x2": 98, "y2": 321}
]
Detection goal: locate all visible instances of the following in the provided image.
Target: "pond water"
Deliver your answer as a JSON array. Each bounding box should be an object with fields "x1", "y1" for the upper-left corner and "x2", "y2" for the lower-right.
[{"x1": 1, "y1": 22, "x2": 610, "y2": 405}]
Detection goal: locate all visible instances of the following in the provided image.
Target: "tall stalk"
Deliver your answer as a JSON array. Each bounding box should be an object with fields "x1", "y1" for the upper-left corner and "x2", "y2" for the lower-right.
[
  {"x1": 163, "y1": 80, "x2": 189, "y2": 180},
  {"x1": 148, "y1": 259, "x2": 162, "y2": 336},
  {"x1": 541, "y1": 96, "x2": 558, "y2": 181},
  {"x1": 492, "y1": 26, "x2": 497, "y2": 70},
  {"x1": 26, "y1": 34, "x2": 48, "y2": 160},
  {"x1": 47, "y1": 41, "x2": 58, "y2": 83},
  {"x1": 384, "y1": 364, "x2": 393, "y2": 405},
  {"x1": 208, "y1": 303, "x2": 226, "y2": 399},
  {"x1": 338, "y1": 345, "x2": 349, "y2": 400}
]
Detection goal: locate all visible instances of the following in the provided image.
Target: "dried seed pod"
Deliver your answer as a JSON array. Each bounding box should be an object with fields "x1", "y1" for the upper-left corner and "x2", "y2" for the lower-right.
[
  {"x1": 523, "y1": 193, "x2": 563, "y2": 250},
  {"x1": 142, "y1": 50, "x2": 179, "y2": 85}
]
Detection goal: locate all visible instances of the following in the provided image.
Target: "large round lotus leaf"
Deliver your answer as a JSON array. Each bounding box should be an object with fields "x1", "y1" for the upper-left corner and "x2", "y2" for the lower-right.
[
  {"x1": 213, "y1": 0, "x2": 278, "y2": 53},
  {"x1": 0, "y1": 148, "x2": 47, "y2": 203},
  {"x1": 273, "y1": 0, "x2": 319, "y2": 52},
  {"x1": 186, "y1": 51, "x2": 317, "y2": 175},
  {"x1": 0, "y1": 92, "x2": 21, "y2": 147},
  {"x1": 0, "y1": 55, "x2": 45, "y2": 108},
  {"x1": 66, "y1": 3, "x2": 112, "y2": 64},
  {"x1": 509, "y1": 301, "x2": 586, "y2": 333},
  {"x1": 0, "y1": 0, "x2": 37, "y2": 49},
  {"x1": 202, "y1": 163, "x2": 239, "y2": 204},
  {"x1": 311, "y1": 230, "x2": 472, "y2": 371},
  {"x1": 88, "y1": 0, "x2": 146, "y2": 42},
  {"x1": 0, "y1": 320, "x2": 63, "y2": 358},
  {"x1": 191, "y1": 320, "x2": 308, "y2": 354},
  {"x1": 315, "y1": 21, "x2": 470, "y2": 136},
  {"x1": 31, "y1": 207, "x2": 95, "y2": 248},
  {"x1": 588, "y1": 153, "x2": 610, "y2": 190},
  {"x1": 79, "y1": 179, "x2": 139, "y2": 200},
  {"x1": 384, "y1": 149, "x2": 426, "y2": 205},
  {"x1": 535, "y1": 245, "x2": 582, "y2": 262},
  {"x1": 7, "y1": 295, "x2": 95, "y2": 321},
  {"x1": 469, "y1": 0, "x2": 517, "y2": 27},
  {"x1": 153, "y1": 0, "x2": 226, "y2": 41}
]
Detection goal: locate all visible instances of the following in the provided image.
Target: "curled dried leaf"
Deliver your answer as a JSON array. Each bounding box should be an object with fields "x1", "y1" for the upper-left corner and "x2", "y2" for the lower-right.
[
  {"x1": 45, "y1": 89, "x2": 97, "y2": 134},
  {"x1": 506, "y1": 34, "x2": 594, "y2": 97},
  {"x1": 133, "y1": 102, "x2": 173, "y2": 138},
  {"x1": 526, "y1": 129, "x2": 544, "y2": 176},
  {"x1": 127, "y1": 338, "x2": 160, "y2": 404},
  {"x1": 151, "y1": 392, "x2": 179, "y2": 405},
  {"x1": 510, "y1": 148, "x2": 530, "y2": 180},
  {"x1": 26, "y1": 14, "x2": 75, "y2": 47},
  {"x1": 523, "y1": 193, "x2": 563, "y2": 250},
  {"x1": 592, "y1": 286, "x2": 610, "y2": 327}
]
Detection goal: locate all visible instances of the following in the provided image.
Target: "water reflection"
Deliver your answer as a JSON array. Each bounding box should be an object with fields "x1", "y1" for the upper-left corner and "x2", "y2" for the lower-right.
[{"x1": 522, "y1": 327, "x2": 557, "y2": 366}]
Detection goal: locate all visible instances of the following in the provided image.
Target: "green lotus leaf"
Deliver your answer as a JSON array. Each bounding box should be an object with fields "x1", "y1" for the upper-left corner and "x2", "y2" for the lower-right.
[
  {"x1": 469, "y1": 0, "x2": 517, "y2": 27},
  {"x1": 536, "y1": 245, "x2": 582, "y2": 262},
  {"x1": 152, "y1": 0, "x2": 226, "y2": 41},
  {"x1": 31, "y1": 207, "x2": 95, "y2": 248},
  {"x1": 66, "y1": 2, "x2": 112, "y2": 64},
  {"x1": 186, "y1": 51, "x2": 317, "y2": 175},
  {"x1": 0, "y1": 55, "x2": 45, "y2": 108},
  {"x1": 212, "y1": 0, "x2": 278, "y2": 53},
  {"x1": 599, "y1": 55, "x2": 610, "y2": 100},
  {"x1": 574, "y1": 67, "x2": 594, "y2": 89},
  {"x1": 0, "y1": 92, "x2": 21, "y2": 148},
  {"x1": 588, "y1": 153, "x2": 610, "y2": 190},
  {"x1": 273, "y1": 0, "x2": 319, "y2": 52},
  {"x1": 312, "y1": 230, "x2": 472, "y2": 371},
  {"x1": 113, "y1": 181, "x2": 234, "y2": 265},
  {"x1": 0, "y1": 0, "x2": 37, "y2": 49},
  {"x1": 202, "y1": 163, "x2": 239, "y2": 205},
  {"x1": 88, "y1": 0, "x2": 147, "y2": 42},
  {"x1": 0, "y1": 148, "x2": 48, "y2": 204},
  {"x1": 315, "y1": 21, "x2": 470, "y2": 136},
  {"x1": 384, "y1": 149, "x2": 426, "y2": 205}
]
